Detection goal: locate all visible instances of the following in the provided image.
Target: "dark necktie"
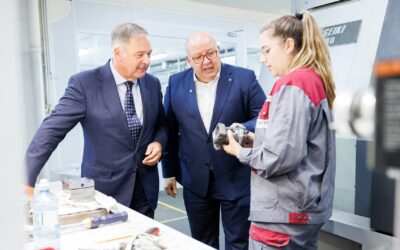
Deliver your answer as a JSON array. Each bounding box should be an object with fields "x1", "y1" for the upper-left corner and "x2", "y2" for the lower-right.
[{"x1": 125, "y1": 81, "x2": 142, "y2": 144}]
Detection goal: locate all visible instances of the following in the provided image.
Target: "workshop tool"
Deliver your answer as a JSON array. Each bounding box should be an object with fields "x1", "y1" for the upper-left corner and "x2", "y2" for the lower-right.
[
  {"x1": 144, "y1": 227, "x2": 160, "y2": 236},
  {"x1": 62, "y1": 211, "x2": 128, "y2": 230},
  {"x1": 212, "y1": 123, "x2": 250, "y2": 150},
  {"x1": 62, "y1": 177, "x2": 95, "y2": 202}
]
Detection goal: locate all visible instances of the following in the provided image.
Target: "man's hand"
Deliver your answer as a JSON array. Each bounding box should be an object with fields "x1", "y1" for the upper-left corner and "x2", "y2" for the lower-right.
[
  {"x1": 25, "y1": 185, "x2": 34, "y2": 199},
  {"x1": 164, "y1": 178, "x2": 177, "y2": 198},
  {"x1": 222, "y1": 130, "x2": 242, "y2": 156},
  {"x1": 142, "y1": 142, "x2": 162, "y2": 166}
]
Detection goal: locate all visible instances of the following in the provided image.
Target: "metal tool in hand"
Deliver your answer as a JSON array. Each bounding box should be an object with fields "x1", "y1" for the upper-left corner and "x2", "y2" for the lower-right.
[{"x1": 212, "y1": 123, "x2": 250, "y2": 150}]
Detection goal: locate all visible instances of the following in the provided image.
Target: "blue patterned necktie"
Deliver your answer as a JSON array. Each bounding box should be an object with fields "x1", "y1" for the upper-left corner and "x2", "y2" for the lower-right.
[{"x1": 125, "y1": 81, "x2": 142, "y2": 144}]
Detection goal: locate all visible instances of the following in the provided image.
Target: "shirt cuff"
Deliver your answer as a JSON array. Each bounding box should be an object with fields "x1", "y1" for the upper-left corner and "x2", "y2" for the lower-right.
[{"x1": 164, "y1": 177, "x2": 176, "y2": 181}]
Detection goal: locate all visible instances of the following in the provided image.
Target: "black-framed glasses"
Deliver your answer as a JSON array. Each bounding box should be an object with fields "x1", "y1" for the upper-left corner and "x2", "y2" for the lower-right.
[{"x1": 192, "y1": 50, "x2": 218, "y2": 64}]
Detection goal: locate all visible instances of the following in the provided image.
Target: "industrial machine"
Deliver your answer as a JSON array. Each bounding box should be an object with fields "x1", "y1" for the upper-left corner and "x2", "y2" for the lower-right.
[{"x1": 283, "y1": 0, "x2": 400, "y2": 249}]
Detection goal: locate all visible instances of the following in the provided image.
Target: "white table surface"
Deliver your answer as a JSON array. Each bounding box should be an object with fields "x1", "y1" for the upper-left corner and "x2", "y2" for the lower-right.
[{"x1": 26, "y1": 192, "x2": 215, "y2": 250}]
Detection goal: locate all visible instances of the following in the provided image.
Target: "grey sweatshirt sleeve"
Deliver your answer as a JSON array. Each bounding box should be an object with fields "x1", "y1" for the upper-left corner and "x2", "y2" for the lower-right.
[{"x1": 237, "y1": 85, "x2": 312, "y2": 178}]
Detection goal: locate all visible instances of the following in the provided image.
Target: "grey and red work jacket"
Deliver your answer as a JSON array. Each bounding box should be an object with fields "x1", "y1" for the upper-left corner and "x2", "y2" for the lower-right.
[{"x1": 238, "y1": 67, "x2": 336, "y2": 225}]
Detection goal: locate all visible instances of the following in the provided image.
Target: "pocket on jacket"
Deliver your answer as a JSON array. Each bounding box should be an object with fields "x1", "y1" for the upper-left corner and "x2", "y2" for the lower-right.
[
  {"x1": 251, "y1": 177, "x2": 278, "y2": 208},
  {"x1": 249, "y1": 224, "x2": 290, "y2": 248},
  {"x1": 276, "y1": 175, "x2": 301, "y2": 210}
]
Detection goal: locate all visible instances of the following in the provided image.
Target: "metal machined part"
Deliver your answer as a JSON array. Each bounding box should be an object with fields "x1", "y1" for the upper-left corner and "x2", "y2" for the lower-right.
[{"x1": 212, "y1": 123, "x2": 249, "y2": 150}]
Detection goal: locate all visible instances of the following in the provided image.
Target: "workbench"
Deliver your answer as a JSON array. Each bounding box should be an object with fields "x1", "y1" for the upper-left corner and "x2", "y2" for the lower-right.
[{"x1": 25, "y1": 191, "x2": 215, "y2": 250}]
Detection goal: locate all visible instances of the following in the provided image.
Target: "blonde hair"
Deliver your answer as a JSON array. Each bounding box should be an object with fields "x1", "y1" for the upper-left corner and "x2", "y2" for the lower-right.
[{"x1": 261, "y1": 11, "x2": 335, "y2": 109}]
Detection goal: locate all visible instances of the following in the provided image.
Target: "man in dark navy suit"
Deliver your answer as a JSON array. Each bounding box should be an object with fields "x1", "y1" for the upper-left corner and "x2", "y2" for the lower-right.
[
  {"x1": 162, "y1": 32, "x2": 266, "y2": 249},
  {"x1": 24, "y1": 23, "x2": 167, "y2": 218}
]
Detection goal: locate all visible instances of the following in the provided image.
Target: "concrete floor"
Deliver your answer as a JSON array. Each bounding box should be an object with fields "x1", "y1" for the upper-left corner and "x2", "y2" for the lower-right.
[
  {"x1": 154, "y1": 189, "x2": 189, "y2": 234},
  {"x1": 154, "y1": 189, "x2": 224, "y2": 249},
  {"x1": 154, "y1": 190, "x2": 364, "y2": 250}
]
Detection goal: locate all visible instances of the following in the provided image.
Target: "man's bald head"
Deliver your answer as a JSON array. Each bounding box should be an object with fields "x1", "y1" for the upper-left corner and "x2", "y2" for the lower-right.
[
  {"x1": 185, "y1": 31, "x2": 221, "y2": 83},
  {"x1": 185, "y1": 32, "x2": 218, "y2": 54}
]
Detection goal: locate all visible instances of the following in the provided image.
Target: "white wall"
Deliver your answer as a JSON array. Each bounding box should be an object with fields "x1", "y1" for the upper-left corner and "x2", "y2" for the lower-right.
[{"x1": 0, "y1": 0, "x2": 32, "y2": 248}]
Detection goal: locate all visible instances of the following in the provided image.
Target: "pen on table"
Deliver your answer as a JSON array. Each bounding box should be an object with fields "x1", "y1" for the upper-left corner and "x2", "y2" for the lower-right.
[
  {"x1": 97, "y1": 234, "x2": 133, "y2": 243},
  {"x1": 97, "y1": 227, "x2": 159, "y2": 243}
]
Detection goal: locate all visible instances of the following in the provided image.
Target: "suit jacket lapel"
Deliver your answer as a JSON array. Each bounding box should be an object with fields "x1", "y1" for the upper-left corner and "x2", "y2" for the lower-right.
[
  {"x1": 209, "y1": 64, "x2": 232, "y2": 137},
  {"x1": 100, "y1": 60, "x2": 134, "y2": 149},
  {"x1": 185, "y1": 71, "x2": 209, "y2": 135},
  {"x1": 136, "y1": 77, "x2": 149, "y2": 149}
]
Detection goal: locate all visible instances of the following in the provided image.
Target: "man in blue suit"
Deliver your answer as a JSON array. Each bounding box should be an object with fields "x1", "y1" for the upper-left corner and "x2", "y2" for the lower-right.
[
  {"x1": 162, "y1": 32, "x2": 266, "y2": 249},
  {"x1": 24, "y1": 23, "x2": 167, "y2": 218}
]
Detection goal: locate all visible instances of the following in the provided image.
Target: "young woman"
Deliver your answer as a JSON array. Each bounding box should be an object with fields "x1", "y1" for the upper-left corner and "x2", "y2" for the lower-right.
[{"x1": 222, "y1": 11, "x2": 336, "y2": 250}]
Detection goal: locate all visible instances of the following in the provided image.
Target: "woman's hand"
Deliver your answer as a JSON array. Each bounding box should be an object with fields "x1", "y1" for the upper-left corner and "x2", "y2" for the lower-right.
[
  {"x1": 222, "y1": 130, "x2": 242, "y2": 156},
  {"x1": 243, "y1": 132, "x2": 255, "y2": 148}
]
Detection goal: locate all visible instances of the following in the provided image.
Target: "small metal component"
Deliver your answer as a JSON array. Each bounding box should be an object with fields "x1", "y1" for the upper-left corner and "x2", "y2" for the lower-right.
[
  {"x1": 62, "y1": 177, "x2": 95, "y2": 202},
  {"x1": 212, "y1": 123, "x2": 250, "y2": 150}
]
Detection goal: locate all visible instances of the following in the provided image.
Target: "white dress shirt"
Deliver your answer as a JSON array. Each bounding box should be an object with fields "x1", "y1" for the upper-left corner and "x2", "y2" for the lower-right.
[
  {"x1": 194, "y1": 71, "x2": 220, "y2": 133},
  {"x1": 110, "y1": 60, "x2": 143, "y2": 123}
]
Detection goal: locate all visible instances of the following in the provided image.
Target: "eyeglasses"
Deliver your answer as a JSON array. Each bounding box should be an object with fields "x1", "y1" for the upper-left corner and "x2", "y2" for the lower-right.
[{"x1": 191, "y1": 50, "x2": 218, "y2": 64}]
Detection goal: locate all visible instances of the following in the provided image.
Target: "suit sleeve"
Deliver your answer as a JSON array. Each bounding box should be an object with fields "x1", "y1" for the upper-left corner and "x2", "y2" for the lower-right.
[
  {"x1": 238, "y1": 86, "x2": 310, "y2": 178},
  {"x1": 161, "y1": 78, "x2": 180, "y2": 178},
  {"x1": 152, "y1": 78, "x2": 168, "y2": 149},
  {"x1": 25, "y1": 76, "x2": 86, "y2": 186},
  {"x1": 241, "y1": 71, "x2": 266, "y2": 132}
]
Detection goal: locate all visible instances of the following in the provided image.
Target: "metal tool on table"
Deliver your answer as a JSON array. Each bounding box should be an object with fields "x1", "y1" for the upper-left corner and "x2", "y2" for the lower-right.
[
  {"x1": 62, "y1": 177, "x2": 95, "y2": 202},
  {"x1": 62, "y1": 211, "x2": 128, "y2": 230}
]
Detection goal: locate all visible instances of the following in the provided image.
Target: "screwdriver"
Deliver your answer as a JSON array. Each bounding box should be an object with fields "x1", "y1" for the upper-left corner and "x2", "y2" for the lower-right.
[
  {"x1": 86, "y1": 211, "x2": 128, "y2": 229},
  {"x1": 62, "y1": 211, "x2": 129, "y2": 230}
]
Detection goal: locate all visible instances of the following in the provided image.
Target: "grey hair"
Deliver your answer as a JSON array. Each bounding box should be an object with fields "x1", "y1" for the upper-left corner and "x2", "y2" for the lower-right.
[{"x1": 111, "y1": 23, "x2": 148, "y2": 51}]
